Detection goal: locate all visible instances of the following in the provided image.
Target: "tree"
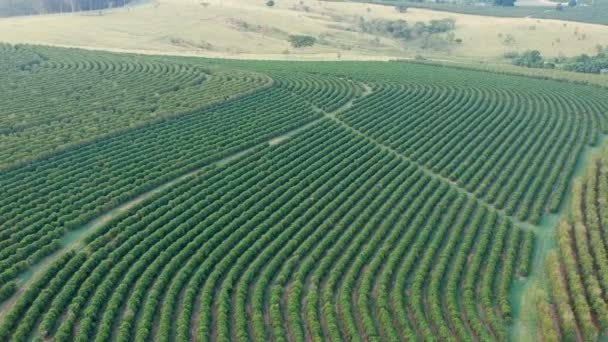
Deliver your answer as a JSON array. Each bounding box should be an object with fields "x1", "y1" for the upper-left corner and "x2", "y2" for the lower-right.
[
  {"x1": 266, "y1": 0, "x2": 275, "y2": 7},
  {"x1": 395, "y1": 4, "x2": 408, "y2": 13},
  {"x1": 513, "y1": 50, "x2": 545, "y2": 68},
  {"x1": 494, "y1": 0, "x2": 516, "y2": 6},
  {"x1": 288, "y1": 35, "x2": 316, "y2": 48},
  {"x1": 568, "y1": 0, "x2": 577, "y2": 6},
  {"x1": 556, "y1": 3, "x2": 564, "y2": 10},
  {"x1": 0, "y1": 0, "x2": 135, "y2": 16}
]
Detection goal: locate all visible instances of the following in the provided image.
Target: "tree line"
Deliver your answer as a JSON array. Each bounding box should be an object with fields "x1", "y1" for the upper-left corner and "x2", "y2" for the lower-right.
[
  {"x1": 507, "y1": 46, "x2": 608, "y2": 74},
  {"x1": 0, "y1": 0, "x2": 137, "y2": 17}
]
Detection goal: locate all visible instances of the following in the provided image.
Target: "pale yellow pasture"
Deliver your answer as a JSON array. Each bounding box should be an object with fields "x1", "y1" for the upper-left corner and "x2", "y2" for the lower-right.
[{"x1": 0, "y1": 0, "x2": 606, "y2": 62}]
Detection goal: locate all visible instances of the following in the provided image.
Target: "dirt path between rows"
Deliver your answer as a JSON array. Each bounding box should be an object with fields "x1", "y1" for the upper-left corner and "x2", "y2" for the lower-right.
[{"x1": 0, "y1": 119, "x2": 322, "y2": 320}]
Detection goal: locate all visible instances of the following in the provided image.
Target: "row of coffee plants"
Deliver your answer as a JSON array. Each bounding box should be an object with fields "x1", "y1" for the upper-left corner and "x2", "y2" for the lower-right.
[
  {"x1": 543, "y1": 155, "x2": 608, "y2": 341},
  {"x1": 0, "y1": 119, "x2": 525, "y2": 341},
  {"x1": 0, "y1": 45, "x2": 270, "y2": 168},
  {"x1": 0, "y1": 83, "x2": 322, "y2": 289},
  {"x1": 337, "y1": 76, "x2": 608, "y2": 223}
]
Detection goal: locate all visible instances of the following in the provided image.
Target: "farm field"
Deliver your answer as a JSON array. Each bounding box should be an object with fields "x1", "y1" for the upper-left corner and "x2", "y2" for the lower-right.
[
  {"x1": 537, "y1": 151, "x2": 608, "y2": 341},
  {"x1": 0, "y1": 44, "x2": 271, "y2": 168},
  {"x1": 1, "y1": 44, "x2": 608, "y2": 341}
]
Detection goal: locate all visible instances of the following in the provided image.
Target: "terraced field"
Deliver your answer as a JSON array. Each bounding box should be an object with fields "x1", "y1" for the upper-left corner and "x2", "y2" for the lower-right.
[{"x1": 1, "y1": 44, "x2": 608, "y2": 341}]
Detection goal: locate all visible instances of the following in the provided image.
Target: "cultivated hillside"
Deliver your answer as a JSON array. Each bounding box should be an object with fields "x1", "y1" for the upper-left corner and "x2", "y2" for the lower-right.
[{"x1": 2, "y1": 44, "x2": 608, "y2": 341}]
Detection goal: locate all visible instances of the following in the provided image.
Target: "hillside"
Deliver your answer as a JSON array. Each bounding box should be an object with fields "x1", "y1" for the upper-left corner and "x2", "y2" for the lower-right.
[
  {"x1": 0, "y1": 0, "x2": 607, "y2": 64},
  {"x1": 1, "y1": 43, "x2": 608, "y2": 341},
  {"x1": 0, "y1": 0, "x2": 138, "y2": 17},
  {"x1": 341, "y1": 0, "x2": 608, "y2": 26}
]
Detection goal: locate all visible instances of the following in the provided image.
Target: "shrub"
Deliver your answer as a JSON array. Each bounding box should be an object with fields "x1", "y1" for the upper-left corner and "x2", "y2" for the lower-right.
[
  {"x1": 503, "y1": 34, "x2": 516, "y2": 46},
  {"x1": 513, "y1": 50, "x2": 545, "y2": 68},
  {"x1": 495, "y1": 0, "x2": 515, "y2": 6},
  {"x1": 359, "y1": 18, "x2": 455, "y2": 41},
  {"x1": 395, "y1": 4, "x2": 408, "y2": 13},
  {"x1": 288, "y1": 35, "x2": 316, "y2": 48}
]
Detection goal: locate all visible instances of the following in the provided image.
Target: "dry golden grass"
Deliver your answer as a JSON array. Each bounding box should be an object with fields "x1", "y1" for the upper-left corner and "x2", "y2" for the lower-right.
[{"x1": 0, "y1": 0, "x2": 606, "y2": 63}]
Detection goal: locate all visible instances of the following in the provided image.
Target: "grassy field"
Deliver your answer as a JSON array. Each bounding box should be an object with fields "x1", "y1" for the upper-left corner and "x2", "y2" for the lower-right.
[
  {"x1": 0, "y1": 0, "x2": 607, "y2": 65},
  {"x1": 0, "y1": 45, "x2": 608, "y2": 341},
  {"x1": 340, "y1": 0, "x2": 608, "y2": 25}
]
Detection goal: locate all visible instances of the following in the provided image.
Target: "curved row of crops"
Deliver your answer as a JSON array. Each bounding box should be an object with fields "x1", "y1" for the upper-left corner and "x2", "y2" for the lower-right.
[
  {"x1": 3, "y1": 45, "x2": 608, "y2": 341},
  {"x1": 0, "y1": 83, "x2": 322, "y2": 290},
  {"x1": 0, "y1": 118, "x2": 528, "y2": 341},
  {"x1": 0, "y1": 44, "x2": 271, "y2": 169},
  {"x1": 541, "y1": 154, "x2": 608, "y2": 341},
  {"x1": 338, "y1": 78, "x2": 608, "y2": 223},
  {"x1": 273, "y1": 72, "x2": 364, "y2": 112}
]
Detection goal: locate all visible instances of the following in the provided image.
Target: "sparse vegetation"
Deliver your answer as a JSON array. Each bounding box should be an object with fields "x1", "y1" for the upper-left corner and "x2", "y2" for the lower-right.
[{"x1": 502, "y1": 34, "x2": 516, "y2": 46}]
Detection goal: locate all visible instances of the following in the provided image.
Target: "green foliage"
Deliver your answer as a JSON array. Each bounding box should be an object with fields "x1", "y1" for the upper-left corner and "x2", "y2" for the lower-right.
[
  {"x1": 546, "y1": 156, "x2": 608, "y2": 340},
  {"x1": 494, "y1": 0, "x2": 515, "y2": 6},
  {"x1": 536, "y1": 292, "x2": 561, "y2": 342},
  {"x1": 518, "y1": 231, "x2": 535, "y2": 276},
  {"x1": 288, "y1": 35, "x2": 316, "y2": 48},
  {"x1": 562, "y1": 47, "x2": 608, "y2": 74},
  {"x1": 513, "y1": 50, "x2": 545, "y2": 68},
  {"x1": 0, "y1": 44, "x2": 268, "y2": 169},
  {"x1": 1, "y1": 45, "x2": 608, "y2": 342},
  {"x1": 395, "y1": 4, "x2": 408, "y2": 12},
  {"x1": 359, "y1": 17, "x2": 455, "y2": 41},
  {"x1": 503, "y1": 50, "x2": 520, "y2": 59},
  {"x1": 511, "y1": 47, "x2": 608, "y2": 74},
  {"x1": 0, "y1": 281, "x2": 16, "y2": 303}
]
